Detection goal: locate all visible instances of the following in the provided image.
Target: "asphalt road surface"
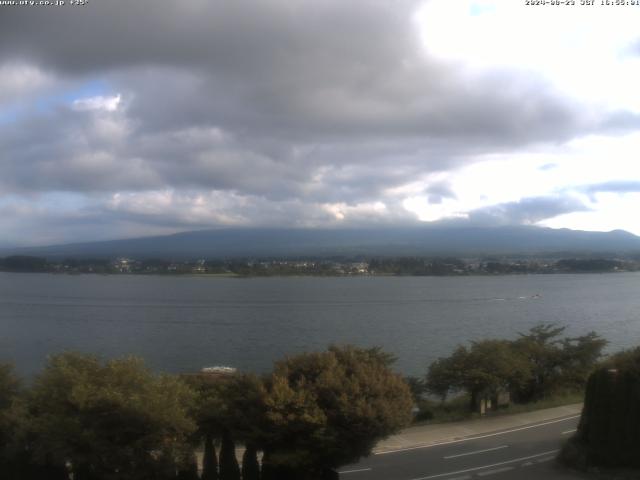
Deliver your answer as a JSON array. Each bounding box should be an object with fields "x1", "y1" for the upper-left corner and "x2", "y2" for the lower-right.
[{"x1": 338, "y1": 415, "x2": 586, "y2": 480}]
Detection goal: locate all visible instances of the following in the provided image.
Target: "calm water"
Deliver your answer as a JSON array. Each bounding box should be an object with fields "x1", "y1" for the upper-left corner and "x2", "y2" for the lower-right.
[{"x1": 1, "y1": 272, "x2": 639, "y2": 377}]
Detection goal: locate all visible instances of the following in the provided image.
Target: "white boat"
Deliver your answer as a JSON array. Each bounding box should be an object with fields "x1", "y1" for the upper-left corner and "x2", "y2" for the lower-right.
[{"x1": 200, "y1": 366, "x2": 237, "y2": 374}]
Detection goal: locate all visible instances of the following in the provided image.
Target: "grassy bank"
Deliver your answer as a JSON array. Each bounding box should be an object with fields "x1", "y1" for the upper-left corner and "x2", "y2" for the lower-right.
[{"x1": 414, "y1": 391, "x2": 584, "y2": 425}]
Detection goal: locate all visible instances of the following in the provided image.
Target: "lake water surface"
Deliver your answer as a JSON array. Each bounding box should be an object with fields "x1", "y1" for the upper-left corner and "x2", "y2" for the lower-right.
[{"x1": 1, "y1": 272, "x2": 639, "y2": 377}]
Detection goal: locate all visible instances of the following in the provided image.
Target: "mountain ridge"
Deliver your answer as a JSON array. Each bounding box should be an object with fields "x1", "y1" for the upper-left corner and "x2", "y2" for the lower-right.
[{"x1": 3, "y1": 225, "x2": 640, "y2": 260}]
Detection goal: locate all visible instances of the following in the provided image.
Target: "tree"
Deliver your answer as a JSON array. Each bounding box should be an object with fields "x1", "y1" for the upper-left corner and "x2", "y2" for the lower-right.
[
  {"x1": 427, "y1": 324, "x2": 607, "y2": 409},
  {"x1": 561, "y1": 347, "x2": 640, "y2": 469},
  {"x1": 462, "y1": 340, "x2": 531, "y2": 410},
  {"x1": 0, "y1": 364, "x2": 19, "y2": 411},
  {"x1": 201, "y1": 433, "x2": 218, "y2": 480},
  {"x1": 427, "y1": 341, "x2": 531, "y2": 411},
  {"x1": 0, "y1": 365, "x2": 65, "y2": 480},
  {"x1": 512, "y1": 324, "x2": 606, "y2": 402},
  {"x1": 176, "y1": 452, "x2": 199, "y2": 480},
  {"x1": 259, "y1": 345, "x2": 413, "y2": 478},
  {"x1": 219, "y1": 429, "x2": 241, "y2": 480},
  {"x1": 259, "y1": 373, "x2": 326, "y2": 477},
  {"x1": 241, "y1": 444, "x2": 260, "y2": 480},
  {"x1": 186, "y1": 372, "x2": 265, "y2": 480},
  {"x1": 27, "y1": 352, "x2": 197, "y2": 480},
  {"x1": 425, "y1": 347, "x2": 467, "y2": 403},
  {"x1": 0, "y1": 364, "x2": 19, "y2": 454},
  {"x1": 0, "y1": 255, "x2": 48, "y2": 272},
  {"x1": 404, "y1": 376, "x2": 426, "y2": 403},
  {"x1": 512, "y1": 324, "x2": 567, "y2": 401},
  {"x1": 558, "y1": 332, "x2": 607, "y2": 390},
  {"x1": 0, "y1": 363, "x2": 28, "y2": 479}
]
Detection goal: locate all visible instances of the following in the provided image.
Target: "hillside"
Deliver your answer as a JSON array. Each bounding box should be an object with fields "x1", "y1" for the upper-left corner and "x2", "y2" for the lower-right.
[{"x1": 3, "y1": 226, "x2": 640, "y2": 260}]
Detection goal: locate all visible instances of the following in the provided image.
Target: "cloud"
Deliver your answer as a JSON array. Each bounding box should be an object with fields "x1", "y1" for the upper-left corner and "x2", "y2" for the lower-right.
[
  {"x1": 0, "y1": 1, "x2": 601, "y2": 144},
  {"x1": 538, "y1": 163, "x2": 557, "y2": 171},
  {"x1": 0, "y1": 63, "x2": 54, "y2": 107},
  {"x1": 600, "y1": 110, "x2": 640, "y2": 132},
  {"x1": 72, "y1": 94, "x2": 121, "y2": 112},
  {"x1": 581, "y1": 180, "x2": 640, "y2": 196},
  {"x1": 0, "y1": 0, "x2": 639, "y2": 243},
  {"x1": 424, "y1": 181, "x2": 457, "y2": 204},
  {"x1": 0, "y1": 60, "x2": 587, "y2": 201},
  {"x1": 466, "y1": 195, "x2": 590, "y2": 226}
]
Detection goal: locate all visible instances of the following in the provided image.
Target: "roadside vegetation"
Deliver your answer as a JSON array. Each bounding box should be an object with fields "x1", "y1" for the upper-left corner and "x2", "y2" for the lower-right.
[
  {"x1": 406, "y1": 324, "x2": 607, "y2": 423},
  {"x1": 0, "y1": 324, "x2": 629, "y2": 479},
  {"x1": 409, "y1": 391, "x2": 586, "y2": 425},
  {"x1": 0, "y1": 346, "x2": 413, "y2": 480},
  {"x1": 559, "y1": 347, "x2": 640, "y2": 479}
]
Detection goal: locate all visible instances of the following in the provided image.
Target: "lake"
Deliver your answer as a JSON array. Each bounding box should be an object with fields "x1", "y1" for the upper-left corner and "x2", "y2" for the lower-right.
[{"x1": 1, "y1": 272, "x2": 639, "y2": 378}]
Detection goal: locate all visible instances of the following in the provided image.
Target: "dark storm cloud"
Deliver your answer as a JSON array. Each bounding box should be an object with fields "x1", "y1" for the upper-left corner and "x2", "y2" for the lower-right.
[
  {"x1": 466, "y1": 196, "x2": 590, "y2": 226},
  {"x1": 0, "y1": 1, "x2": 420, "y2": 76},
  {"x1": 0, "y1": 199, "x2": 187, "y2": 246},
  {"x1": 0, "y1": 64, "x2": 587, "y2": 201},
  {"x1": 0, "y1": 0, "x2": 592, "y2": 143},
  {"x1": 0, "y1": 0, "x2": 634, "y2": 241}
]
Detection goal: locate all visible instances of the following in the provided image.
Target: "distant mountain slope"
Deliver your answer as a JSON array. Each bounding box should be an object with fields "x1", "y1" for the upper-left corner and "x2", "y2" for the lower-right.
[{"x1": 3, "y1": 226, "x2": 640, "y2": 259}]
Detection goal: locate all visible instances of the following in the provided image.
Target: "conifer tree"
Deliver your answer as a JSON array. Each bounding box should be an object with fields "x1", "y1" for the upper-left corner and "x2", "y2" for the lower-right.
[
  {"x1": 219, "y1": 429, "x2": 240, "y2": 480},
  {"x1": 201, "y1": 433, "x2": 219, "y2": 480},
  {"x1": 241, "y1": 444, "x2": 260, "y2": 480},
  {"x1": 176, "y1": 453, "x2": 199, "y2": 480}
]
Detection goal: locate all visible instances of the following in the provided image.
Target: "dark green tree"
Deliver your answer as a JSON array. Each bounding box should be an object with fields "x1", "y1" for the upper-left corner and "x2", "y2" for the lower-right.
[
  {"x1": 201, "y1": 433, "x2": 218, "y2": 480},
  {"x1": 259, "y1": 345, "x2": 413, "y2": 478},
  {"x1": 558, "y1": 332, "x2": 608, "y2": 390},
  {"x1": 176, "y1": 452, "x2": 199, "y2": 480},
  {"x1": 425, "y1": 347, "x2": 467, "y2": 402},
  {"x1": 241, "y1": 444, "x2": 260, "y2": 480},
  {"x1": 427, "y1": 341, "x2": 531, "y2": 411},
  {"x1": 562, "y1": 347, "x2": 640, "y2": 469},
  {"x1": 219, "y1": 429, "x2": 240, "y2": 480},
  {"x1": 512, "y1": 324, "x2": 566, "y2": 401},
  {"x1": 0, "y1": 364, "x2": 33, "y2": 480},
  {"x1": 427, "y1": 324, "x2": 606, "y2": 409},
  {"x1": 462, "y1": 340, "x2": 531, "y2": 410},
  {"x1": 0, "y1": 365, "x2": 68, "y2": 480},
  {"x1": 27, "y1": 352, "x2": 197, "y2": 480},
  {"x1": 0, "y1": 364, "x2": 19, "y2": 458},
  {"x1": 186, "y1": 372, "x2": 265, "y2": 480},
  {"x1": 404, "y1": 376, "x2": 426, "y2": 403},
  {"x1": 1, "y1": 255, "x2": 48, "y2": 272},
  {"x1": 513, "y1": 324, "x2": 606, "y2": 402}
]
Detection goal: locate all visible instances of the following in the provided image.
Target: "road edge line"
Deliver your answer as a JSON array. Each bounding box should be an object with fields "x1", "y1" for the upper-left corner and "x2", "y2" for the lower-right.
[{"x1": 375, "y1": 415, "x2": 580, "y2": 455}]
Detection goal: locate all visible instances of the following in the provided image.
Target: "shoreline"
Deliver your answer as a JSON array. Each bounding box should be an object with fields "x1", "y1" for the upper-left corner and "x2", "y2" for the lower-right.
[{"x1": 0, "y1": 270, "x2": 637, "y2": 278}]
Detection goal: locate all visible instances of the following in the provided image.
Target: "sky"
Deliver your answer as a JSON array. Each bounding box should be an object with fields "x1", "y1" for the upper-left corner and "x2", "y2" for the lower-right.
[{"x1": 1, "y1": 0, "x2": 640, "y2": 247}]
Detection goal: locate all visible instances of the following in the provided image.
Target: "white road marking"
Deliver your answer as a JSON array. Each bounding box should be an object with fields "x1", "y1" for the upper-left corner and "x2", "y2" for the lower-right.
[
  {"x1": 444, "y1": 445, "x2": 508, "y2": 459},
  {"x1": 535, "y1": 456, "x2": 555, "y2": 463},
  {"x1": 375, "y1": 415, "x2": 579, "y2": 455},
  {"x1": 338, "y1": 468, "x2": 372, "y2": 474},
  {"x1": 408, "y1": 449, "x2": 559, "y2": 480},
  {"x1": 561, "y1": 429, "x2": 577, "y2": 435},
  {"x1": 477, "y1": 466, "x2": 514, "y2": 476}
]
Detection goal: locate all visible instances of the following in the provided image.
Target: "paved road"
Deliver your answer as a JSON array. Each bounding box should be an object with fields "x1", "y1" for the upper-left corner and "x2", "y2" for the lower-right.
[{"x1": 338, "y1": 414, "x2": 585, "y2": 480}]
